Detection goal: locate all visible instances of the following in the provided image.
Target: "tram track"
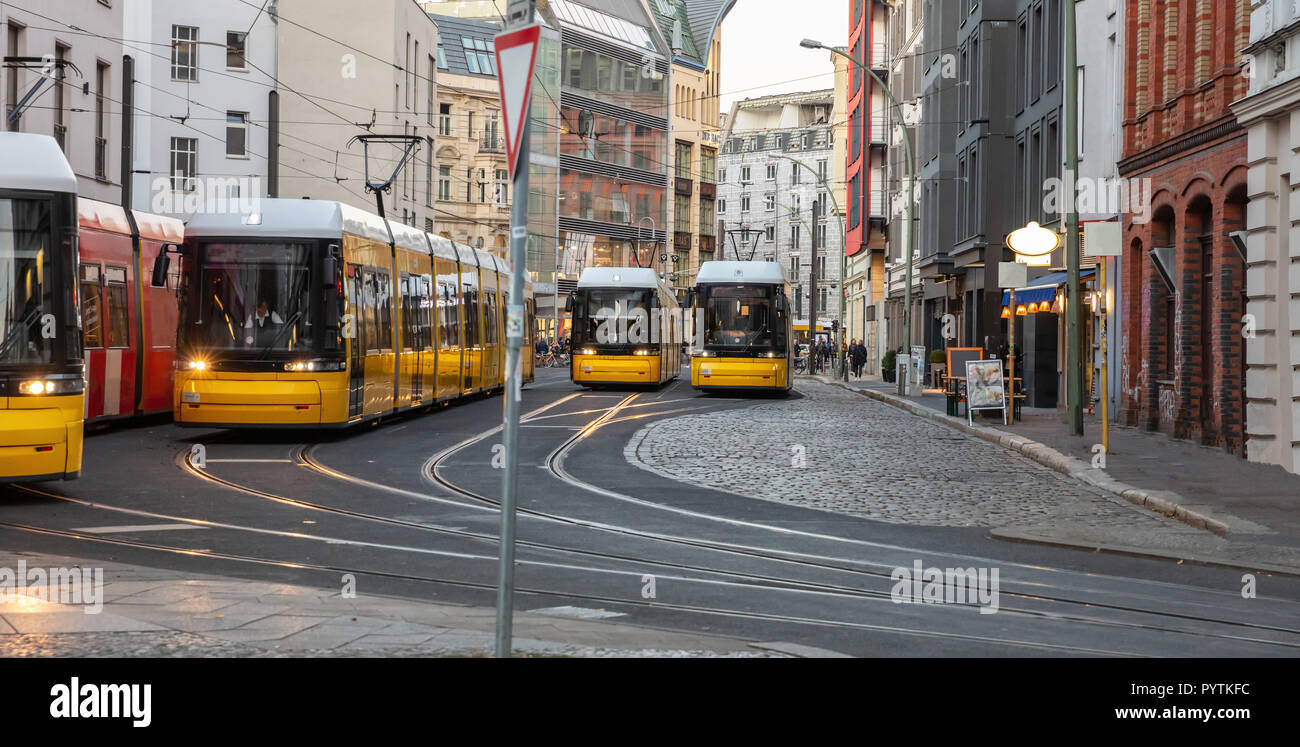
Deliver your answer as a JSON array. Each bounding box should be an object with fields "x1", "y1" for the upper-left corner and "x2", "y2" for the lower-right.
[
  {"x1": 0, "y1": 516, "x2": 1149, "y2": 657},
  {"x1": 7, "y1": 384, "x2": 1300, "y2": 654}
]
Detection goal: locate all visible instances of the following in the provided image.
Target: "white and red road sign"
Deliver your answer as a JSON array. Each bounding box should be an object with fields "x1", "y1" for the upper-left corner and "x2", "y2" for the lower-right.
[{"x1": 493, "y1": 23, "x2": 541, "y2": 179}]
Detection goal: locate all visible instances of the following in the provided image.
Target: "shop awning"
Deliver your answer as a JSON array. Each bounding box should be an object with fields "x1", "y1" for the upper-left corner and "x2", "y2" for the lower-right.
[{"x1": 1001, "y1": 268, "x2": 1096, "y2": 306}]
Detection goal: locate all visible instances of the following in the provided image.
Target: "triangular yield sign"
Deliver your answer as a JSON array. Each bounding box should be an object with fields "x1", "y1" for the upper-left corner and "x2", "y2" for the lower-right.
[{"x1": 494, "y1": 23, "x2": 541, "y2": 180}]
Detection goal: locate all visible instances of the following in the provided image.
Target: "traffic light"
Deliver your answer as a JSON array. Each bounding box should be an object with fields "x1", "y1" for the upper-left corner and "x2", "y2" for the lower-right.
[{"x1": 831, "y1": 320, "x2": 839, "y2": 333}]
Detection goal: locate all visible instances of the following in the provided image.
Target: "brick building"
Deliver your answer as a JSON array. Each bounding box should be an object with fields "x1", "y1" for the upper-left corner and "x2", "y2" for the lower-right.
[{"x1": 1117, "y1": 0, "x2": 1250, "y2": 452}]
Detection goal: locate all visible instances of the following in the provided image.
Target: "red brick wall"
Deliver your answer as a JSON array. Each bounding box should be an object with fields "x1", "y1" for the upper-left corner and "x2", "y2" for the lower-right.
[
  {"x1": 1118, "y1": 131, "x2": 1247, "y2": 451},
  {"x1": 1117, "y1": 0, "x2": 1251, "y2": 454}
]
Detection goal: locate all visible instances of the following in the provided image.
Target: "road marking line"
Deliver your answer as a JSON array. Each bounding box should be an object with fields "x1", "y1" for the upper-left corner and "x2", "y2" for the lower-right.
[
  {"x1": 205, "y1": 459, "x2": 295, "y2": 463},
  {"x1": 72, "y1": 524, "x2": 206, "y2": 534}
]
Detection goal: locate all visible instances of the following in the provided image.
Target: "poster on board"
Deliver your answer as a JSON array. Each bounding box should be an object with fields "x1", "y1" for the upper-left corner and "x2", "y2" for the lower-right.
[{"x1": 965, "y1": 359, "x2": 1007, "y2": 425}]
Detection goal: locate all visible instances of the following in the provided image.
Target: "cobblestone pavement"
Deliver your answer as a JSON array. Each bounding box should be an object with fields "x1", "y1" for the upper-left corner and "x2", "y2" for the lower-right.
[{"x1": 627, "y1": 380, "x2": 1186, "y2": 531}]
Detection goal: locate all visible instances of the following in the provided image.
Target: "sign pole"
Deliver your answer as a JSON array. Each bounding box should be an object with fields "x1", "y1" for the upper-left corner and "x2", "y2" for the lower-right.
[{"x1": 494, "y1": 1, "x2": 538, "y2": 659}]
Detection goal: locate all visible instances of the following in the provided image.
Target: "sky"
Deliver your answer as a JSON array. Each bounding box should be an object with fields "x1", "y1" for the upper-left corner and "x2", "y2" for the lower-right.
[{"x1": 716, "y1": 0, "x2": 848, "y2": 114}]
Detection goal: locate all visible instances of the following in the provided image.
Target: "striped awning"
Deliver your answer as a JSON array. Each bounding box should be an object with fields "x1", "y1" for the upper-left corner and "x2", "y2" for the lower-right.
[{"x1": 1000, "y1": 268, "x2": 1096, "y2": 306}]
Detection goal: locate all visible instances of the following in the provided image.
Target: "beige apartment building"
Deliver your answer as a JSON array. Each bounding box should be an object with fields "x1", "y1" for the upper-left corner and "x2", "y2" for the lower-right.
[
  {"x1": 275, "y1": 0, "x2": 438, "y2": 226},
  {"x1": 2, "y1": 0, "x2": 124, "y2": 204},
  {"x1": 429, "y1": 13, "x2": 510, "y2": 253},
  {"x1": 651, "y1": 0, "x2": 730, "y2": 292}
]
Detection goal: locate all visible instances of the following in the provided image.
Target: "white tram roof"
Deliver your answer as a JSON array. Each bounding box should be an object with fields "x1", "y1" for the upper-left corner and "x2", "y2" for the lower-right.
[
  {"x1": 0, "y1": 133, "x2": 78, "y2": 194},
  {"x1": 577, "y1": 267, "x2": 661, "y2": 290},
  {"x1": 694, "y1": 260, "x2": 787, "y2": 286}
]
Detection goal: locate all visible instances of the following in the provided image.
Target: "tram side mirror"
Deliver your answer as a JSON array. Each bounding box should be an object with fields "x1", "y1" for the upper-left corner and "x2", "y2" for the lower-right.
[
  {"x1": 151, "y1": 245, "x2": 177, "y2": 288},
  {"x1": 564, "y1": 292, "x2": 575, "y2": 313},
  {"x1": 775, "y1": 293, "x2": 787, "y2": 312},
  {"x1": 321, "y1": 256, "x2": 337, "y2": 288}
]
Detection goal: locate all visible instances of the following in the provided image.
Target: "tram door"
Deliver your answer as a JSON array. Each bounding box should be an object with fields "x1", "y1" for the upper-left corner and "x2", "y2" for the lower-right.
[{"x1": 346, "y1": 264, "x2": 365, "y2": 418}]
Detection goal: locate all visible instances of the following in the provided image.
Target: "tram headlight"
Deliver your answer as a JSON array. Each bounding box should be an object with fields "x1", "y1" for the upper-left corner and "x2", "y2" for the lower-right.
[
  {"x1": 186, "y1": 360, "x2": 207, "y2": 371},
  {"x1": 695, "y1": 350, "x2": 712, "y2": 357},
  {"x1": 285, "y1": 359, "x2": 345, "y2": 372},
  {"x1": 581, "y1": 348, "x2": 595, "y2": 356},
  {"x1": 17, "y1": 378, "x2": 82, "y2": 396},
  {"x1": 634, "y1": 348, "x2": 653, "y2": 356}
]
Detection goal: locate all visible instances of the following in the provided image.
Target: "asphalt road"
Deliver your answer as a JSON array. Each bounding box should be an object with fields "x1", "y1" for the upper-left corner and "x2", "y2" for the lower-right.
[{"x1": 2, "y1": 366, "x2": 1299, "y2": 657}]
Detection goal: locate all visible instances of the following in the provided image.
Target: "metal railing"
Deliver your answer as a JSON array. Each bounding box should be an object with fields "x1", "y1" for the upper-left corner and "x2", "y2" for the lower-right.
[{"x1": 480, "y1": 135, "x2": 504, "y2": 153}]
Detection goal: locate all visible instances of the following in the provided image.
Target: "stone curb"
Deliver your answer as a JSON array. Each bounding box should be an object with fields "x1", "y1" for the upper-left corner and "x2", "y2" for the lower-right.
[{"x1": 808, "y1": 375, "x2": 1232, "y2": 537}]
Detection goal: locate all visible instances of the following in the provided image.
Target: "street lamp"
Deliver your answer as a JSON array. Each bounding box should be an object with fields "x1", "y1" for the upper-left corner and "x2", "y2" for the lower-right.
[{"x1": 801, "y1": 38, "x2": 916, "y2": 395}]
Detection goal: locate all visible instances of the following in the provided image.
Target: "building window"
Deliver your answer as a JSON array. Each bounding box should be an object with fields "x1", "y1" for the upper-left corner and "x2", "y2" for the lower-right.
[
  {"x1": 437, "y1": 46, "x2": 447, "y2": 69},
  {"x1": 438, "y1": 166, "x2": 451, "y2": 201},
  {"x1": 675, "y1": 141, "x2": 692, "y2": 179},
  {"x1": 789, "y1": 255, "x2": 799, "y2": 280},
  {"x1": 765, "y1": 225, "x2": 775, "y2": 242},
  {"x1": 225, "y1": 112, "x2": 248, "y2": 157},
  {"x1": 741, "y1": 195, "x2": 750, "y2": 212},
  {"x1": 792, "y1": 167, "x2": 801, "y2": 186},
  {"x1": 818, "y1": 287, "x2": 827, "y2": 312},
  {"x1": 699, "y1": 199, "x2": 714, "y2": 236},
  {"x1": 764, "y1": 193, "x2": 775, "y2": 211},
  {"x1": 427, "y1": 55, "x2": 435, "y2": 125},
  {"x1": 718, "y1": 199, "x2": 726, "y2": 214},
  {"x1": 226, "y1": 31, "x2": 247, "y2": 69},
  {"x1": 740, "y1": 166, "x2": 751, "y2": 182},
  {"x1": 719, "y1": 167, "x2": 727, "y2": 182},
  {"x1": 171, "y1": 25, "x2": 199, "y2": 81},
  {"x1": 817, "y1": 255, "x2": 826, "y2": 280},
  {"x1": 494, "y1": 169, "x2": 508, "y2": 205},
  {"x1": 766, "y1": 163, "x2": 777, "y2": 180},
  {"x1": 674, "y1": 194, "x2": 691, "y2": 228},
  {"x1": 95, "y1": 61, "x2": 109, "y2": 179},
  {"x1": 700, "y1": 147, "x2": 715, "y2": 183},
  {"x1": 170, "y1": 137, "x2": 197, "y2": 191},
  {"x1": 790, "y1": 224, "x2": 800, "y2": 248},
  {"x1": 439, "y1": 104, "x2": 452, "y2": 136}
]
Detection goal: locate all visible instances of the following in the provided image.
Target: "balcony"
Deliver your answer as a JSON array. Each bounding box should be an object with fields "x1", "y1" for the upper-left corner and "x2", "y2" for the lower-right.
[
  {"x1": 870, "y1": 42, "x2": 887, "y2": 73},
  {"x1": 480, "y1": 135, "x2": 504, "y2": 154},
  {"x1": 95, "y1": 136, "x2": 108, "y2": 180},
  {"x1": 870, "y1": 115, "x2": 887, "y2": 147}
]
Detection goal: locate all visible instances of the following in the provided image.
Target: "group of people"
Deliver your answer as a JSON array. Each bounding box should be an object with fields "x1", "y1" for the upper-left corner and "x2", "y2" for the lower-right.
[
  {"x1": 805, "y1": 337, "x2": 870, "y2": 378},
  {"x1": 536, "y1": 336, "x2": 569, "y2": 358}
]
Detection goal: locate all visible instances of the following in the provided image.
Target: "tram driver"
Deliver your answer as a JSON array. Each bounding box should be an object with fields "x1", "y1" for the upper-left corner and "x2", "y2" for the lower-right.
[{"x1": 244, "y1": 298, "x2": 284, "y2": 347}]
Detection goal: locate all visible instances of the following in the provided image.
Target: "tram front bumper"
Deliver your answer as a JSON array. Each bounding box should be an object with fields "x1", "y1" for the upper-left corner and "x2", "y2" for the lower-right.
[
  {"x1": 0, "y1": 399, "x2": 83, "y2": 481},
  {"x1": 572, "y1": 355, "x2": 659, "y2": 384},
  {"x1": 175, "y1": 377, "x2": 324, "y2": 427},
  {"x1": 691, "y1": 357, "x2": 788, "y2": 389}
]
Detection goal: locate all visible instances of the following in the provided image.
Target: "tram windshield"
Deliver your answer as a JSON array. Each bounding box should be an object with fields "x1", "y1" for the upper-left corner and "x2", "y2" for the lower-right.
[
  {"x1": 189, "y1": 242, "x2": 315, "y2": 354},
  {"x1": 701, "y1": 285, "x2": 784, "y2": 350},
  {"x1": 576, "y1": 287, "x2": 653, "y2": 345},
  {"x1": 0, "y1": 197, "x2": 54, "y2": 365}
]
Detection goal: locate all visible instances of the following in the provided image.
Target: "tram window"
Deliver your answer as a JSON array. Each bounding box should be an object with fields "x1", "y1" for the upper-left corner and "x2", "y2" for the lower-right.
[
  {"x1": 438, "y1": 282, "x2": 457, "y2": 348},
  {"x1": 80, "y1": 264, "x2": 103, "y2": 349},
  {"x1": 376, "y1": 271, "x2": 393, "y2": 351},
  {"x1": 348, "y1": 269, "x2": 367, "y2": 354},
  {"x1": 704, "y1": 286, "x2": 775, "y2": 348},
  {"x1": 197, "y1": 243, "x2": 313, "y2": 352},
  {"x1": 421, "y1": 278, "x2": 434, "y2": 351},
  {"x1": 399, "y1": 274, "x2": 413, "y2": 351},
  {"x1": 362, "y1": 271, "x2": 379, "y2": 353},
  {"x1": 104, "y1": 266, "x2": 130, "y2": 349},
  {"x1": 483, "y1": 291, "x2": 497, "y2": 345},
  {"x1": 463, "y1": 285, "x2": 478, "y2": 347}
]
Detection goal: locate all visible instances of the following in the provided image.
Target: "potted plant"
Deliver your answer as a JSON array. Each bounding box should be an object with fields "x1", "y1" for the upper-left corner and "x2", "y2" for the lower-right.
[
  {"x1": 881, "y1": 349, "x2": 897, "y2": 382},
  {"x1": 929, "y1": 349, "x2": 948, "y2": 388}
]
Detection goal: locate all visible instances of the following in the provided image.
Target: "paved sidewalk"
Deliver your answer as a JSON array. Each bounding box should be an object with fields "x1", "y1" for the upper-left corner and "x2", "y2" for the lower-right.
[
  {"x1": 0, "y1": 551, "x2": 780, "y2": 657},
  {"x1": 810, "y1": 374, "x2": 1300, "y2": 575}
]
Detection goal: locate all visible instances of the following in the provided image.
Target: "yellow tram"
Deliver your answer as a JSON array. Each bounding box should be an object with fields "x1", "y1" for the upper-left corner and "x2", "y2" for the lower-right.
[
  {"x1": 568, "y1": 267, "x2": 680, "y2": 387},
  {"x1": 689, "y1": 260, "x2": 793, "y2": 393},
  {"x1": 0, "y1": 134, "x2": 84, "y2": 481},
  {"x1": 167, "y1": 198, "x2": 533, "y2": 428}
]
